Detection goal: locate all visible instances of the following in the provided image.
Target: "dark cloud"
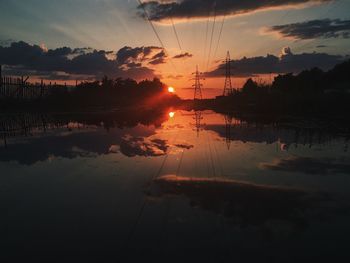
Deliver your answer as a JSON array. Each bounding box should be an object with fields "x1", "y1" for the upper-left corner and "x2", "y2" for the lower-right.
[
  {"x1": 0, "y1": 41, "x2": 167, "y2": 81},
  {"x1": 316, "y1": 45, "x2": 328, "y2": 48},
  {"x1": 119, "y1": 136, "x2": 169, "y2": 157},
  {"x1": 149, "y1": 57, "x2": 167, "y2": 65},
  {"x1": 206, "y1": 47, "x2": 347, "y2": 77},
  {"x1": 205, "y1": 121, "x2": 350, "y2": 148},
  {"x1": 138, "y1": 0, "x2": 331, "y2": 21},
  {"x1": 72, "y1": 47, "x2": 94, "y2": 55},
  {"x1": 152, "y1": 50, "x2": 166, "y2": 59},
  {"x1": 175, "y1": 143, "x2": 194, "y2": 149},
  {"x1": 261, "y1": 157, "x2": 350, "y2": 175},
  {"x1": 46, "y1": 47, "x2": 73, "y2": 57},
  {"x1": 173, "y1": 52, "x2": 193, "y2": 59},
  {"x1": 269, "y1": 19, "x2": 350, "y2": 40},
  {"x1": 118, "y1": 136, "x2": 195, "y2": 157},
  {"x1": 116, "y1": 46, "x2": 163, "y2": 65},
  {"x1": 152, "y1": 175, "x2": 330, "y2": 230},
  {"x1": 127, "y1": 62, "x2": 142, "y2": 68},
  {"x1": 115, "y1": 66, "x2": 157, "y2": 80},
  {"x1": 68, "y1": 50, "x2": 118, "y2": 75},
  {"x1": 167, "y1": 74, "x2": 183, "y2": 79},
  {"x1": 149, "y1": 50, "x2": 168, "y2": 65},
  {"x1": 0, "y1": 127, "x2": 126, "y2": 165},
  {"x1": 0, "y1": 112, "x2": 164, "y2": 164}
]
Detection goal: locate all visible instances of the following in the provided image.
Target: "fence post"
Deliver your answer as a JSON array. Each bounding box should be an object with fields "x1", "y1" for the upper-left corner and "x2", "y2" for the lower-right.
[
  {"x1": 0, "y1": 65, "x2": 2, "y2": 97},
  {"x1": 21, "y1": 76, "x2": 24, "y2": 99},
  {"x1": 41, "y1": 79, "x2": 43, "y2": 98},
  {"x1": 8, "y1": 77, "x2": 10, "y2": 97}
]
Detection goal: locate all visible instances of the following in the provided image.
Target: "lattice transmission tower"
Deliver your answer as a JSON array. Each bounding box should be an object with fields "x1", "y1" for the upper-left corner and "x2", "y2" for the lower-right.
[
  {"x1": 194, "y1": 111, "x2": 203, "y2": 137},
  {"x1": 193, "y1": 65, "x2": 204, "y2": 100},
  {"x1": 223, "y1": 51, "x2": 233, "y2": 96},
  {"x1": 224, "y1": 114, "x2": 233, "y2": 150}
]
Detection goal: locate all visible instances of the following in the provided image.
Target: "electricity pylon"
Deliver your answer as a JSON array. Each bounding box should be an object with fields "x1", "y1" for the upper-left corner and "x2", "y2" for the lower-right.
[
  {"x1": 194, "y1": 111, "x2": 203, "y2": 137},
  {"x1": 193, "y1": 65, "x2": 204, "y2": 100},
  {"x1": 224, "y1": 114, "x2": 233, "y2": 150},
  {"x1": 223, "y1": 51, "x2": 233, "y2": 96}
]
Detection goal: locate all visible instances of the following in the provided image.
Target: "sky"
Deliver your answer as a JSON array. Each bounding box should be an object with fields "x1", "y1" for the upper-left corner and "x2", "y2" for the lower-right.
[{"x1": 0, "y1": 0, "x2": 350, "y2": 98}]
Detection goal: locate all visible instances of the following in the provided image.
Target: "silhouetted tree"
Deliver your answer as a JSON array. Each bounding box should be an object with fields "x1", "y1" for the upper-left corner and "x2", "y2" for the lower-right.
[{"x1": 242, "y1": 78, "x2": 258, "y2": 94}]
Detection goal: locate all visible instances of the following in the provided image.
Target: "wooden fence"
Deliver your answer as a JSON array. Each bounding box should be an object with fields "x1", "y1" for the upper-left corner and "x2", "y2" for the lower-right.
[{"x1": 0, "y1": 65, "x2": 71, "y2": 100}]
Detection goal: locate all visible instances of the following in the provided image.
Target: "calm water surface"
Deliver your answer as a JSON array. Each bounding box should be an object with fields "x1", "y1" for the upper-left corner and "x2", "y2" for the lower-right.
[{"x1": 1, "y1": 110, "x2": 350, "y2": 262}]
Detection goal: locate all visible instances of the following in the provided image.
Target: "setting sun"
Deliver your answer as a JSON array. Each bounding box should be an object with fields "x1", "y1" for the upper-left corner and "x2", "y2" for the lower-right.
[
  {"x1": 168, "y1": 87, "x2": 175, "y2": 93},
  {"x1": 168, "y1": 111, "x2": 175, "y2": 118}
]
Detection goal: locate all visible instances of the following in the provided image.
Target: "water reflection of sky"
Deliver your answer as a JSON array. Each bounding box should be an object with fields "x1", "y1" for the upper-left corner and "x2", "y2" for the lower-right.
[{"x1": 1, "y1": 110, "x2": 350, "y2": 261}]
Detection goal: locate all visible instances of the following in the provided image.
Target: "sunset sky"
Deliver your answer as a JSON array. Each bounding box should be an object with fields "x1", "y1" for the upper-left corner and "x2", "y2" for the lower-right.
[{"x1": 0, "y1": 0, "x2": 349, "y2": 98}]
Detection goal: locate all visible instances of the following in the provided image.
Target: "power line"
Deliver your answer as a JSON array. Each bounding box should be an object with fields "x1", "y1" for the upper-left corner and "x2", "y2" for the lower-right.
[
  {"x1": 137, "y1": 0, "x2": 166, "y2": 49},
  {"x1": 171, "y1": 17, "x2": 182, "y2": 52},
  {"x1": 206, "y1": 131, "x2": 216, "y2": 177},
  {"x1": 176, "y1": 149, "x2": 185, "y2": 176},
  {"x1": 137, "y1": 0, "x2": 178, "y2": 73},
  {"x1": 212, "y1": 15, "x2": 226, "y2": 65},
  {"x1": 124, "y1": 128, "x2": 181, "y2": 247},
  {"x1": 206, "y1": 2, "x2": 217, "y2": 71},
  {"x1": 170, "y1": 16, "x2": 188, "y2": 71},
  {"x1": 203, "y1": 15, "x2": 210, "y2": 69}
]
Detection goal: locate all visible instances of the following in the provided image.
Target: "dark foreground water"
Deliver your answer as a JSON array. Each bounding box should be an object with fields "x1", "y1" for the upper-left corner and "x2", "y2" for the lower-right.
[{"x1": 1, "y1": 109, "x2": 350, "y2": 262}]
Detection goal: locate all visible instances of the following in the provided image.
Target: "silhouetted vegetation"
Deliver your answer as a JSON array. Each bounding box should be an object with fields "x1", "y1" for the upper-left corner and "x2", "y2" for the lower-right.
[
  {"x1": 214, "y1": 59, "x2": 350, "y2": 116},
  {"x1": 0, "y1": 77, "x2": 180, "y2": 111},
  {"x1": 2, "y1": 60, "x2": 350, "y2": 116}
]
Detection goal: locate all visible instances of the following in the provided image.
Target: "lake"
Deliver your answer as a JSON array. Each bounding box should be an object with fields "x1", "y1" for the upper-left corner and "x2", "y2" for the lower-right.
[{"x1": 1, "y1": 109, "x2": 350, "y2": 262}]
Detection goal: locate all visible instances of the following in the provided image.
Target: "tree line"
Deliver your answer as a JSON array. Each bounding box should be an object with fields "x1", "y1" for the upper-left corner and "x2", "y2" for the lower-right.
[
  {"x1": 0, "y1": 77, "x2": 180, "y2": 111},
  {"x1": 218, "y1": 59, "x2": 350, "y2": 115}
]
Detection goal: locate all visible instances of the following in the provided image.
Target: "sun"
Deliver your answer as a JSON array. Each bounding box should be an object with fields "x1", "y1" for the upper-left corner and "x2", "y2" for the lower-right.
[
  {"x1": 169, "y1": 112, "x2": 175, "y2": 118},
  {"x1": 168, "y1": 86, "x2": 175, "y2": 93}
]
